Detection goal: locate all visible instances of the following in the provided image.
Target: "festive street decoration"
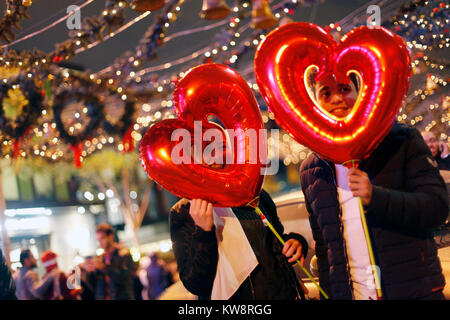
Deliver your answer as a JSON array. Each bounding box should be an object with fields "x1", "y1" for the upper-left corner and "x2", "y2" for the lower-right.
[
  {"x1": 52, "y1": 90, "x2": 105, "y2": 167},
  {"x1": 131, "y1": 0, "x2": 166, "y2": 12},
  {"x1": 199, "y1": 0, "x2": 231, "y2": 20},
  {"x1": 102, "y1": 100, "x2": 136, "y2": 152},
  {"x1": 0, "y1": 0, "x2": 31, "y2": 44},
  {"x1": 251, "y1": 0, "x2": 278, "y2": 29},
  {"x1": 0, "y1": 0, "x2": 446, "y2": 167},
  {"x1": 387, "y1": 0, "x2": 449, "y2": 50},
  {"x1": 0, "y1": 76, "x2": 43, "y2": 158}
]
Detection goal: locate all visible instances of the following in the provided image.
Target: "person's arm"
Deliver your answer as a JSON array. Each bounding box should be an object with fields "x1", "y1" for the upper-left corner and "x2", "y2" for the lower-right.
[
  {"x1": 366, "y1": 128, "x2": 449, "y2": 230},
  {"x1": 169, "y1": 199, "x2": 218, "y2": 297},
  {"x1": 24, "y1": 270, "x2": 53, "y2": 299},
  {"x1": 259, "y1": 190, "x2": 308, "y2": 261}
]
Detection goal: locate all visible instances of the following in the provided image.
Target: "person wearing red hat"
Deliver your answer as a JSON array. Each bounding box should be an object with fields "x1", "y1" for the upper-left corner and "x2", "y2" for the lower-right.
[
  {"x1": 14, "y1": 249, "x2": 55, "y2": 300},
  {"x1": 40, "y1": 250, "x2": 79, "y2": 300}
]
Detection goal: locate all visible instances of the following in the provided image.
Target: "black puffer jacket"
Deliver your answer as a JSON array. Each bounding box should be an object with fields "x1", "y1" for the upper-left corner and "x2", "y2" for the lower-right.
[
  {"x1": 300, "y1": 123, "x2": 448, "y2": 300},
  {"x1": 169, "y1": 189, "x2": 308, "y2": 300}
]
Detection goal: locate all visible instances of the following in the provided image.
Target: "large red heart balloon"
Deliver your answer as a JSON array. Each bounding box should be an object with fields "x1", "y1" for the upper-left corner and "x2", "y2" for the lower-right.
[
  {"x1": 140, "y1": 63, "x2": 266, "y2": 207},
  {"x1": 254, "y1": 22, "x2": 411, "y2": 164}
]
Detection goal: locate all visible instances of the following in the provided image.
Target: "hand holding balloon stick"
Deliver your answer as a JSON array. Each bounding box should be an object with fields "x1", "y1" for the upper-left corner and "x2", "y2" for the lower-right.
[{"x1": 246, "y1": 197, "x2": 329, "y2": 300}]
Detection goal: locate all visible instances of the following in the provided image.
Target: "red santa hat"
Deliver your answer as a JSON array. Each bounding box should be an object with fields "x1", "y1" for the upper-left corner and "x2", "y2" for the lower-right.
[{"x1": 41, "y1": 250, "x2": 58, "y2": 273}]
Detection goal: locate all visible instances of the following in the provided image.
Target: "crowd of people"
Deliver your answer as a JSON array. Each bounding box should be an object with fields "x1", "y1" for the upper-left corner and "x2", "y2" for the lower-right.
[{"x1": 0, "y1": 222, "x2": 178, "y2": 300}]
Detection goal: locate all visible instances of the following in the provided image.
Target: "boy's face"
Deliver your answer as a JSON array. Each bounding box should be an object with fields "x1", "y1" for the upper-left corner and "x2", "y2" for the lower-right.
[
  {"x1": 315, "y1": 74, "x2": 358, "y2": 118},
  {"x1": 191, "y1": 125, "x2": 231, "y2": 169}
]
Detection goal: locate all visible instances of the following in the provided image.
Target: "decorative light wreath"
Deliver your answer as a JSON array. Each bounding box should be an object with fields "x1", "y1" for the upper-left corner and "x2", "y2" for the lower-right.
[
  {"x1": 53, "y1": 90, "x2": 104, "y2": 146},
  {"x1": 102, "y1": 99, "x2": 136, "y2": 138},
  {"x1": 0, "y1": 77, "x2": 43, "y2": 140}
]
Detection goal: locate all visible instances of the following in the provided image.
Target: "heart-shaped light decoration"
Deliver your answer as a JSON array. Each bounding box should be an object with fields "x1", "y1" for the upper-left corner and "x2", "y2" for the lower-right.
[
  {"x1": 255, "y1": 22, "x2": 411, "y2": 164},
  {"x1": 140, "y1": 63, "x2": 266, "y2": 207}
]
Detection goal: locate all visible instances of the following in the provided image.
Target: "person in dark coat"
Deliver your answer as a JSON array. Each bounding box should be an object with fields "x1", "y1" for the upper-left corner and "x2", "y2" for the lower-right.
[
  {"x1": 421, "y1": 131, "x2": 450, "y2": 170},
  {"x1": 0, "y1": 249, "x2": 16, "y2": 300},
  {"x1": 299, "y1": 73, "x2": 448, "y2": 300},
  {"x1": 170, "y1": 189, "x2": 309, "y2": 300},
  {"x1": 94, "y1": 223, "x2": 138, "y2": 300}
]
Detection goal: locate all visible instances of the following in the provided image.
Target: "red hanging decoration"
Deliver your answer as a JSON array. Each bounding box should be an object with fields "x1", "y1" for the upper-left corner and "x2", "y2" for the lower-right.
[
  {"x1": 11, "y1": 126, "x2": 33, "y2": 160},
  {"x1": 69, "y1": 143, "x2": 83, "y2": 168},
  {"x1": 52, "y1": 55, "x2": 62, "y2": 63},
  {"x1": 122, "y1": 124, "x2": 135, "y2": 153},
  {"x1": 12, "y1": 138, "x2": 22, "y2": 160}
]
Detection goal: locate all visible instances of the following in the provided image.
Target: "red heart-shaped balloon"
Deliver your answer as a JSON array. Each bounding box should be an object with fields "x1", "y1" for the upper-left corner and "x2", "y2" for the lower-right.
[
  {"x1": 255, "y1": 22, "x2": 411, "y2": 164},
  {"x1": 140, "y1": 64, "x2": 266, "y2": 207}
]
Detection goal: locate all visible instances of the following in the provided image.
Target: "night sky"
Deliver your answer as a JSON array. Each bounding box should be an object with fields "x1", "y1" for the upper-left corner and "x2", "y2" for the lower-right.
[{"x1": 1, "y1": 0, "x2": 374, "y2": 75}]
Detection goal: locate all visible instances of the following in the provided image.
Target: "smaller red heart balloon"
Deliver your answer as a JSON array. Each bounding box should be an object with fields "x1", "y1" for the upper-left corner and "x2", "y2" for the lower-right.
[
  {"x1": 255, "y1": 22, "x2": 411, "y2": 164},
  {"x1": 140, "y1": 64, "x2": 266, "y2": 207}
]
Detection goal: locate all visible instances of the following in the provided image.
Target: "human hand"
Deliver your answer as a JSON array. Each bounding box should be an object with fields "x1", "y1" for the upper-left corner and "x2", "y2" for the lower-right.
[
  {"x1": 93, "y1": 257, "x2": 104, "y2": 270},
  {"x1": 439, "y1": 141, "x2": 449, "y2": 158},
  {"x1": 189, "y1": 199, "x2": 214, "y2": 231},
  {"x1": 282, "y1": 239, "x2": 305, "y2": 265},
  {"x1": 347, "y1": 167, "x2": 373, "y2": 206}
]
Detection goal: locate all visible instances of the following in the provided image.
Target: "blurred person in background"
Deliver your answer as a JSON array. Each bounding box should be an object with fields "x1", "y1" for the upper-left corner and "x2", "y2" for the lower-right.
[
  {"x1": 0, "y1": 249, "x2": 16, "y2": 300},
  {"x1": 40, "y1": 250, "x2": 79, "y2": 300},
  {"x1": 133, "y1": 266, "x2": 144, "y2": 300},
  {"x1": 422, "y1": 131, "x2": 450, "y2": 170},
  {"x1": 14, "y1": 249, "x2": 56, "y2": 300},
  {"x1": 146, "y1": 253, "x2": 169, "y2": 300},
  {"x1": 166, "y1": 260, "x2": 179, "y2": 284},
  {"x1": 77, "y1": 256, "x2": 97, "y2": 300},
  {"x1": 94, "y1": 222, "x2": 137, "y2": 300},
  {"x1": 138, "y1": 255, "x2": 151, "y2": 300}
]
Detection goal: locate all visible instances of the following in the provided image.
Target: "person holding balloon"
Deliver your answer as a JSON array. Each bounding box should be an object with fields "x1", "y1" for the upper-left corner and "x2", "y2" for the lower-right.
[
  {"x1": 299, "y1": 70, "x2": 448, "y2": 300},
  {"x1": 169, "y1": 188, "x2": 309, "y2": 300},
  {"x1": 140, "y1": 63, "x2": 311, "y2": 300},
  {"x1": 169, "y1": 137, "x2": 309, "y2": 300},
  {"x1": 254, "y1": 22, "x2": 449, "y2": 300}
]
